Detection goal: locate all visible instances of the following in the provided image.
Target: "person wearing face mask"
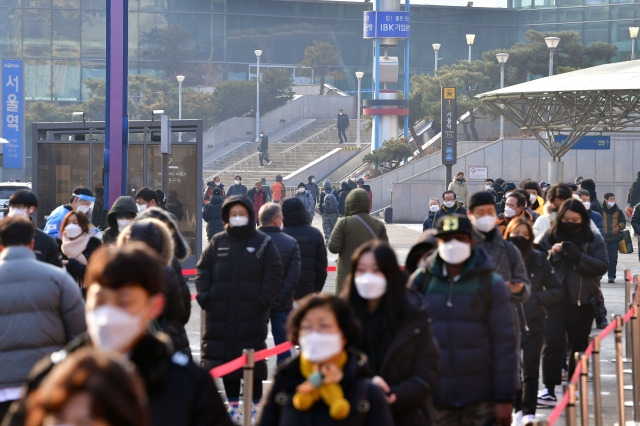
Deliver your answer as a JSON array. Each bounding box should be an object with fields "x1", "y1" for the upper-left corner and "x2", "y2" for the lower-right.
[
  {"x1": 307, "y1": 175, "x2": 319, "y2": 205},
  {"x1": 8, "y1": 244, "x2": 232, "y2": 426},
  {"x1": 7, "y1": 189, "x2": 62, "y2": 267},
  {"x1": 196, "y1": 195, "x2": 283, "y2": 423},
  {"x1": 532, "y1": 183, "x2": 574, "y2": 239},
  {"x1": 485, "y1": 178, "x2": 495, "y2": 191},
  {"x1": 504, "y1": 218, "x2": 563, "y2": 424},
  {"x1": 258, "y1": 203, "x2": 301, "y2": 366},
  {"x1": 343, "y1": 241, "x2": 440, "y2": 426},
  {"x1": 497, "y1": 182, "x2": 516, "y2": 215},
  {"x1": 202, "y1": 187, "x2": 225, "y2": 241},
  {"x1": 447, "y1": 171, "x2": 468, "y2": 206},
  {"x1": 433, "y1": 190, "x2": 466, "y2": 226},
  {"x1": 578, "y1": 178, "x2": 603, "y2": 215},
  {"x1": 296, "y1": 182, "x2": 315, "y2": 224},
  {"x1": 520, "y1": 179, "x2": 545, "y2": 215},
  {"x1": 0, "y1": 217, "x2": 85, "y2": 423},
  {"x1": 59, "y1": 211, "x2": 102, "y2": 293},
  {"x1": 600, "y1": 192, "x2": 626, "y2": 283},
  {"x1": 248, "y1": 181, "x2": 269, "y2": 225},
  {"x1": 422, "y1": 197, "x2": 441, "y2": 230},
  {"x1": 408, "y1": 214, "x2": 518, "y2": 426},
  {"x1": 496, "y1": 191, "x2": 534, "y2": 236},
  {"x1": 257, "y1": 293, "x2": 393, "y2": 425},
  {"x1": 134, "y1": 187, "x2": 160, "y2": 215},
  {"x1": 101, "y1": 195, "x2": 137, "y2": 245},
  {"x1": 44, "y1": 186, "x2": 95, "y2": 239},
  {"x1": 226, "y1": 175, "x2": 248, "y2": 197},
  {"x1": 535, "y1": 199, "x2": 608, "y2": 407}
]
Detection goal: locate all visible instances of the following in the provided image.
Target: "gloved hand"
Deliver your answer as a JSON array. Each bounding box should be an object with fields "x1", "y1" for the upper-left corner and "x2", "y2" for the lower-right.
[{"x1": 561, "y1": 241, "x2": 581, "y2": 263}]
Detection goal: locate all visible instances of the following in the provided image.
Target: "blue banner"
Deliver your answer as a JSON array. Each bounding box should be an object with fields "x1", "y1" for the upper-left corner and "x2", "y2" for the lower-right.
[
  {"x1": 555, "y1": 135, "x2": 610, "y2": 150},
  {"x1": 2, "y1": 60, "x2": 23, "y2": 168},
  {"x1": 363, "y1": 11, "x2": 410, "y2": 39}
]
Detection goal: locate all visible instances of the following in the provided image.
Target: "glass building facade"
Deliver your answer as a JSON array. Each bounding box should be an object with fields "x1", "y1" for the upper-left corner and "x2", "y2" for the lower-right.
[{"x1": 0, "y1": 0, "x2": 638, "y2": 102}]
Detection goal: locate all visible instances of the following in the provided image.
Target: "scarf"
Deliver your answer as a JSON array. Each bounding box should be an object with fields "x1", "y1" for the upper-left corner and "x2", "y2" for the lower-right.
[{"x1": 61, "y1": 233, "x2": 90, "y2": 265}]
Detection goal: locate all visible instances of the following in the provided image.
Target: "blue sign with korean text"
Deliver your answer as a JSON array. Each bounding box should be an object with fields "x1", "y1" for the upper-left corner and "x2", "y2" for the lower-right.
[
  {"x1": 555, "y1": 135, "x2": 610, "y2": 150},
  {"x1": 2, "y1": 60, "x2": 23, "y2": 168},
  {"x1": 363, "y1": 11, "x2": 410, "y2": 39}
]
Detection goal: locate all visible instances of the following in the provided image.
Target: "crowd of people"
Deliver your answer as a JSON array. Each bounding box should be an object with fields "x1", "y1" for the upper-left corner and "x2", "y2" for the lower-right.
[{"x1": 1, "y1": 170, "x2": 635, "y2": 425}]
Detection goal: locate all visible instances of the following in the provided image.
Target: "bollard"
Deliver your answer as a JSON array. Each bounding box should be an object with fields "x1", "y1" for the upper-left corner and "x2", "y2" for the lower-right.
[
  {"x1": 590, "y1": 334, "x2": 603, "y2": 426},
  {"x1": 632, "y1": 304, "x2": 640, "y2": 422},
  {"x1": 565, "y1": 382, "x2": 577, "y2": 426},
  {"x1": 614, "y1": 315, "x2": 626, "y2": 426},
  {"x1": 242, "y1": 349, "x2": 255, "y2": 426},
  {"x1": 577, "y1": 353, "x2": 589, "y2": 426},
  {"x1": 625, "y1": 270, "x2": 632, "y2": 361}
]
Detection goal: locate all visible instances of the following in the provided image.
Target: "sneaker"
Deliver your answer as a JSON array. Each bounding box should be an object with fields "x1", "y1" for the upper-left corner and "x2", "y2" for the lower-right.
[
  {"x1": 537, "y1": 388, "x2": 557, "y2": 407},
  {"x1": 227, "y1": 403, "x2": 243, "y2": 424},
  {"x1": 259, "y1": 165, "x2": 264, "y2": 169},
  {"x1": 267, "y1": 160, "x2": 272, "y2": 165},
  {"x1": 522, "y1": 414, "x2": 536, "y2": 425},
  {"x1": 513, "y1": 410, "x2": 523, "y2": 426},
  {"x1": 251, "y1": 403, "x2": 259, "y2": 425},
  {"x1": 608, "y1": 278, "x2": 615, "y2": 283}
]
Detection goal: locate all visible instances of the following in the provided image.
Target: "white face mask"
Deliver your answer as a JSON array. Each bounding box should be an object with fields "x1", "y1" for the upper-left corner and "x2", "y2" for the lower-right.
[
  {"x1": 485, "y1": 185, "x2": 492, "y2": 190},
  {"x1": 311, "y1": 179, "x2": 316, "y2": 183},
  {"x1": 582, "y1": 201, "x2": 591, "y2": 211},
  {"x1": 354, "y1": 273, "x2": 387, "y2": 299},
  {"x1": 438, "y1": 239, "x2": 472, "y2": 265},
  {"x1": 299, "y1": 332, "x2": 343, "y2": 363},
  {"x1": 86, "y1": 305, "x2": 144, "y2": 352},
  {"x1": 298, "y1": 188, "x2": 305, "y2": 194},
  {"x1": 504, "y1": 206, "x2": 517, "y2": 218},
  {"x1": 8, "y1": 207, "x2": 28, "y2": 217},
  {"x1": 137, "y1": 204, "x2": 147, "y2": 213},
  {"x1": 117, "y1": 219, "x2": 133, "y2": 232},
  {"x1": 76, "y1": 204, "x2": 91, "y2": 214},
  {"x1": 64, "y1": 223, "x2": 83, "y2": 239},
  {"x1": 443, "y1": 201, "x2": 455, "y2": 209},
  {"x1": 234, "y1": 180, "x2": 240, "y2": 185},
  {"x1": 229, "y1": 215, "x2": 249, "y2": 227},
  {"x1": 472, "y1": 215, "x2": 496, "y2": 232},
  {"x1": 607, "y1": 201, "x2": 615, "y2": 208},
  {"x1": 430, "y1": 205, "x2": 439, "y2": 213},
  {"x1": 214, "y1": 181, "x2": 220, "y2": 186},
  {"x1": 529, "y1": 193, "x2": 536, "y2": 203}
]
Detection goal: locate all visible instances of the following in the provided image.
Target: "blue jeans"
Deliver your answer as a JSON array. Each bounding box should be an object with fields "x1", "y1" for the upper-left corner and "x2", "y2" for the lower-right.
[
  {"x1": 270, "y1": 310, "x2": 292, "y2": 365},
  {"x1": 606, "y1": 240, "x2": 619, "y2": 280}
]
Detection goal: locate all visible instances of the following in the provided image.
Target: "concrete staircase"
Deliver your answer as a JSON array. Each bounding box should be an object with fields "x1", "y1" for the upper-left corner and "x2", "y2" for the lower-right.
[{"x1": 203, "y1": 119, "x2": 371, "y2": 192}]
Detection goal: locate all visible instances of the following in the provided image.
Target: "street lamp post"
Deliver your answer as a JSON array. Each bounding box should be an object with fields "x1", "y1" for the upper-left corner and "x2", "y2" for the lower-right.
[
  {"x1": 432, "y1": 43, "x2": 441, "y2": 75},
  {"x1": 545, "y1": 36, "x2": 560, "y2": 76},
  {"x1": 355, "y1": 71, "x2": 364, "y2": 149},
  {"x1": 630, "y1": 27, "x2": 639, "y2": 60},
  {"x1": 466, "y1": 34, "x2": 475, "y2": 63},
  {"x1": 254, "y1": 50, "x2": 262, "y2": 142},
  {"x1": 176, "y1": 75, "x2": 184, "y2": 142},
  {"x1": 495, "y1": 53, "x2": 509, "y2": 139}
]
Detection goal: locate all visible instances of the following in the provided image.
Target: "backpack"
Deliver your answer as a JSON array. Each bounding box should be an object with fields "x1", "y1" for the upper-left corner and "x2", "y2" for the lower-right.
[
  {"x1": 271, "y1": 182, "x2": 285, "y2": 202},
  {"x1": 323, "y1": 192, "x2": 338, "y2": 214}
]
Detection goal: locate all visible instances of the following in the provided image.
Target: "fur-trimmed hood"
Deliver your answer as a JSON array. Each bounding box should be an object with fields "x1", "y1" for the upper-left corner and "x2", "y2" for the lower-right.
[
  {"x1": 117, "y1": 217, "x2": 175, "y2": 266},
  {"x1": 136, "y1": 207, "x2": 190, "y2": 261}
]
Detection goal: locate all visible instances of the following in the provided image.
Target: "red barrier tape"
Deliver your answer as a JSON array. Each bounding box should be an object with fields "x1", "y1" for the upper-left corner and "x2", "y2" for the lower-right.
[
  {"x1": 209, "y1": 342, "x2": 295, "y2": 379},
  {"x1": 547, "y1": 305, "x2": 637, "y2": 425}
]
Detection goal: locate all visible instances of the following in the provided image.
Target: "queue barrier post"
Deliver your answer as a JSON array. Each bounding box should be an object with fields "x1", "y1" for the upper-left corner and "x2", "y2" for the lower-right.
[
  {"x1": 625, "y1": 269, "x2": 633, "y2": 361},
  {"x1": 242, "y1": 349, "x2": 255, "y2": 426},
  {"x1": 577, "y1": 353, "x2": 589, "y2": 426},
  {"x1": 565, "y1": 382, "x2": 577, "y2": 426},
  {"x1": 631, "y1": 303, "x2": 640, "y2": 422},
  {"x1": 590, "y1": 334, "x2": 603, "y2": 426},
  {"x1": 614, "y1": 314, "x2": 626, "y2": 426}
]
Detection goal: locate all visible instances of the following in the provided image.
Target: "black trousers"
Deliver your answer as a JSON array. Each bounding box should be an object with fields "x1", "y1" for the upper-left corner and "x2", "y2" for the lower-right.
[
  {"x1": 542, "y1": 300, "x2": 594, "y2": 388},
  {"x1": 519, "y1": 319, "x2": 545, "y2": 415},
  {"x1": 222, "y1": 359, "x2": 267, "y2": 402},
  {"x1": 338, "y1": 127, "x2": 347, "y2": 142}
]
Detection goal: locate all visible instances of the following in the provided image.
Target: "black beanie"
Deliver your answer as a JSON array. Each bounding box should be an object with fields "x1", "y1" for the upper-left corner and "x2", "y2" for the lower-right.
[
  {"x1": 503, "y1": 182, "x2": 517, "y2": 193},
  {"x1": 468, "y1": 191, "x2": 496, "y2": 211}
]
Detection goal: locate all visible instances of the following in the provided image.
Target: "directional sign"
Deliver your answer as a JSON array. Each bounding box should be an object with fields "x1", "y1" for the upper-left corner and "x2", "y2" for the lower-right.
[
  {"x1": 441, "y1": 87, "x2": 457, "y2": 166},
  {"x1": 555, "y1": 135, "x2": 610, "y2": 150},
  {"x1": 363, "y1": 11, "x2": 410, "y2": 39}
]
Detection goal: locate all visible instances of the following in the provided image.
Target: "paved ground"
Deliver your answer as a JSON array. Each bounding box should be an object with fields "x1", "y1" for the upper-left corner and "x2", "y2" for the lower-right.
[{"x1": 186, "y1": 218, "x2": 640, "y2": 425}]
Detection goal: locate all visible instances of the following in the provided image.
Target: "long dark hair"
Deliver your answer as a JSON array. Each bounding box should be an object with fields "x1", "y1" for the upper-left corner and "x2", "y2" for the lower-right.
[
  {"x1": 342, "y1": 240, "x2": 406, "y2": 333},
  {"x1": 549, "y1": 198, "x2": 594, "y2": 244}
]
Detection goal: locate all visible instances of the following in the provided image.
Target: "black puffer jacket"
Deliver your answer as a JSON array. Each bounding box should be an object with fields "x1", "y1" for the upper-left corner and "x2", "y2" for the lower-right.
[
  {"x1": 195, "y1": 195, "x2": 283, "y2": 373},
  {"x1": 281, "y1": 197, "x2": 328, "y2": 298},
  {"x1": 202, "y1": 193, "x2": 224, "y2": 239},
  {"x1": 258, "y1": 225, "x2": 301, "y2": 312},
  {"x1": 258, "y1": 352, "x2": 394, "y2": 426},
  {"x1": 363, "y1": 291, "x2": 441, "y2": 426},
  {"x1": 102, "y1": 195, "x2": 138, "y2": 245},
  {"x1": 338, "y1": 182, "x2": 351, "y2": 216},
  {"x1": 5, "y1": 333, "x2": 233, "y2": 426}
]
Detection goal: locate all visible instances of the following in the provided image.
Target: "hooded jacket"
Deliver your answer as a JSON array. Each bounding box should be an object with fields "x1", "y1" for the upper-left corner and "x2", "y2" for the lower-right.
[
  {"x1": 447, "y1": 178, "x2": 468, "y2": 206},
  {"x1": 327, "y1": 189, "x2": 388, "y2": 292},
  {"x1": 307, "y1": 175, "x2": 319, "y2": 202},
  {"x1": 338, "y1": 182, "x2": 352, "y2": 216},
  {"x1": 102, "y1": 196, "x2": 138, "y2": 244},
  {"x1": 295, "y1": 186, "x2": 315, "y2": 223},
  {"x1": 281, "y1": 197, "x2": 328, "y2": 298},
  {"x1": 202, "y1": 192, "x2": 224, "y2": 239},
  {"x1": 258, "y1": 225, "x2": 301, "y2": 312},
  {"x1": 195, "y1": 195, "x2": 283, "y2": 372},
  {"x1": 411, "y1": 248, "x2": 518, "y2": 408}
]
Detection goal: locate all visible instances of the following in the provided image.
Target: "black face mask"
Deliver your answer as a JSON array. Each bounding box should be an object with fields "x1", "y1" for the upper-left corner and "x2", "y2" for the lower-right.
[
  {"x1": 457, "y1": 178, "x2": 464, "y2": 184},
  {"x1": 560, "y1": 221, "x2": 582, "y2": 234},
  {"x1": 508, "y1": 236, "x2": 531, "y2": 254}
]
